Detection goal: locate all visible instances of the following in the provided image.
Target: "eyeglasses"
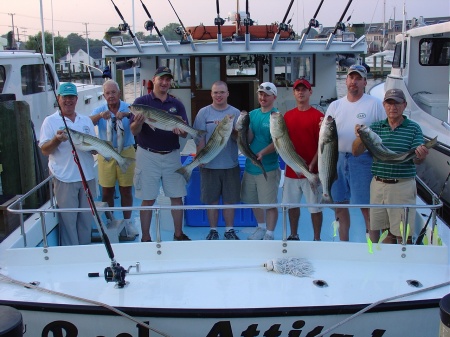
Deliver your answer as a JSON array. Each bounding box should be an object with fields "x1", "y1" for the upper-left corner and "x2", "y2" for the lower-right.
[
  {"x1": 349, "y1": 65, "x2": 367, "y2": 73},
  {"x1": 212, "y1": 91, "x2": 227, "y2": 96},
  {"x1": 384, "y1": 100, "x2": 405, "y2": 106}
]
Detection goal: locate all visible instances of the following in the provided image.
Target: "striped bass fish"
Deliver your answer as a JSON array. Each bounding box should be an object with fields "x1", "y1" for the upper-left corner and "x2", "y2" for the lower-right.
[
  {"x1": 128, "y1": 104, "x2": 206, "y2": 139},
  {"x1": 318, "y1": 116, "x2": 338, "y2": 203},
  {"x1": 115, "y1": 118, "x2": 125, "y2": 154},
  {"x1": 269, "y1": 112, "x2": 319, "y2": 192},
  {"x1": 176, "y1": 115, "x2": 234, "y2": 182},
  {"x1": 67, "y1": 128, "x2": 135, "y2": 173},
  {"x1": 357, "y1": 125, "x2": 438, "y2": 164},
  {"x1": 235, "y1": 111, "x2": 267, "y2": 180}
]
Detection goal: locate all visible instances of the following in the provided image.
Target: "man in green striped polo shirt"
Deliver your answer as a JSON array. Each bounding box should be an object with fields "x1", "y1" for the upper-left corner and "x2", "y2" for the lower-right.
[{"x1": 352, "y1": 89, "x2": 429, "y2": 244}]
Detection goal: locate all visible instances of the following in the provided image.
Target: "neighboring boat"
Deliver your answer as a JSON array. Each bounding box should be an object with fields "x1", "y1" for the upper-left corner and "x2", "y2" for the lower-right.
[
  {"x1": 1, "y1": 5, "x2": 450, "y2": 337},
  {"x1": 369, "y1": 21, "x2": 450, "y2": 225},
  {"x1": 363, "y1": 49, "x2": 394, "y2": 71},
  {"x1": 0, "y1": 50, "x2": 105, "y2": 140}
]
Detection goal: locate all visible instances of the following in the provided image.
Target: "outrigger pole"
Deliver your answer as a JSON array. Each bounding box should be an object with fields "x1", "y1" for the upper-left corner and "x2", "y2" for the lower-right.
[
  {"x1": 299, "y1": 0, "x2": 325, "y2": 49},
  {"x1": 167, "y1": 0, "x2": 196, "y2": 51},
  {"x1": 271, "y1": 0, "x2": 294, "y2": 49},
  {"x1": 243, "y1": 0, "x2": 254, "y2": 50},
  {"x1": 36, "y1": 41, "x2": 127, "y2": 289},
  {"x1": 140, "y1": 0, "x2": 170, "y2": 52},
  {"x1": 326, "y1": 0, "x2": 353, "y2": 49},
  {"x1": 110, "y1": 0, "x2": 143, "y2": 53}
]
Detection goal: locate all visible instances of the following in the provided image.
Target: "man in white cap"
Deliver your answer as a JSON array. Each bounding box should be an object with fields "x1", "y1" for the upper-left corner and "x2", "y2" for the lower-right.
[
  {"x1": 325, "y1": 65, "x2": 384, "y2": 241},
  {"x1": 39, "y1": 82, "x2": 97, "y2": 246},
  {"x1": 353, "y1": 88, "x2": 429, "y2": 244},
  {"x1": 241, "y1": 82, "x2": 281, "y2": 240}
]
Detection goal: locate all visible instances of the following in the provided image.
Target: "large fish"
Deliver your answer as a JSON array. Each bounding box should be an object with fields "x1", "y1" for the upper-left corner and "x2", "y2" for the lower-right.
[
  {"x1": 235, "y1": 112, "x2": 267, "y2": 180},
  {"x1": 269, "y1": 112, "x2": 319, "y2": 192},
  {"x1": 129, "y1": 104, "x2": 206, "y2": 139},
  {"x1": 176, "y1": 115, "x2": 234, "y2": 182},
  {"x1": 318, "y1": 116, "x2": 338, "y2": 203},
  {"x1": 357, "y1": 125, "x2": 438, "y2": 164},
  {"x1": 115, "y1": 118, "x2": 125, "y2": 154},
  {"x1": 67, "y1": 128, "x2": 135, "y2": 173},
  {"x1": 106, "y1": 114, "x2": 113, "y2": 142}
]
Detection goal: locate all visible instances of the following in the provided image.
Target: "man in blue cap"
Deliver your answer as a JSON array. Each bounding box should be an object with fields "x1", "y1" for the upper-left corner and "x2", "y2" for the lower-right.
[{"x1": 39, "y1": 82, "x2": 97, "y2": 246}]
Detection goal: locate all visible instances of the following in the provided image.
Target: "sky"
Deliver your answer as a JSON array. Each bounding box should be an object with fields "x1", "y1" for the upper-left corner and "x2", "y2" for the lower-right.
[{"x1": 0, "y1": 0, "x2": 449, "y2": 41}]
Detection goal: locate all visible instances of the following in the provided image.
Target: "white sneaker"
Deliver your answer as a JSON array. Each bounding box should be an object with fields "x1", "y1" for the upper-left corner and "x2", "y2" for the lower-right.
[
  {"x1": 263, "y1": 232, "x2": 274, "y2": 240},
  {"x1": 248, "y1": 227, "x2": 267, "y2": 240},
  {"x1": 124, "y1": 219, "x2": 139, "y2": 237}
]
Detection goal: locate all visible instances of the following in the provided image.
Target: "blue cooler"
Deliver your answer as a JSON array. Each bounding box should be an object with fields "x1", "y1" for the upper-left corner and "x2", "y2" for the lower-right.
[{"x1": 184, "y1": 156, "x2": 257, "y2": 227}]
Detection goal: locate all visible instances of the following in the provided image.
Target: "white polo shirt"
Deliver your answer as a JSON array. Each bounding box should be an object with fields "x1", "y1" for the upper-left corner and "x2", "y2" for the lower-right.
[{"x1": 39, "y1": 111, "x2": 96, "y2": 182}]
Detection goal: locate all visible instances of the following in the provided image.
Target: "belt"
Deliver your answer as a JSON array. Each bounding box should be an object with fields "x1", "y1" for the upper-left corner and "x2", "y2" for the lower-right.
[
  {"x1": 139, "y1": 145, "x2": 173, "y2": 155},
  {"x1": 375, "y1": 176, "x2": 399, "y2": 184}
]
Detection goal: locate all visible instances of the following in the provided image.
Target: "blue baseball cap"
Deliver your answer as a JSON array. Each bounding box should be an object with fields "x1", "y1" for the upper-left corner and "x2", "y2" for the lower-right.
[{"x1": 58, "y1": 82, "x2": 78, "y2": 96}]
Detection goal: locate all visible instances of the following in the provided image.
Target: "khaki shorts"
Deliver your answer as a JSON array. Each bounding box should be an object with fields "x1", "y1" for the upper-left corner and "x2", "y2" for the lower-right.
[
  {"x1": 282, "y1": 177, "x2": 322, "y2": 213},
  {"x1": 134, "y1": 147, "x2": 186, "y2": 201},
  {"x1": 241, "y1": 169, "x2": 281, "y2": 205},
  {"x1": 370, "y1": 177, "x2": 416, "y2": 237},
  {"x1": 98, "y1": 146, "x2": 136, "y2": 188}
]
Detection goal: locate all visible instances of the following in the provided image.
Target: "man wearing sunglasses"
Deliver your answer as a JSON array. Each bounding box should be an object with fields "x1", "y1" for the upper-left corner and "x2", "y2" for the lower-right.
[
  {"x1": 325, "y1": 65, "x2": 384, "y2": 241},
  {"x1": 242, "y1": 82, "x2": 281, "y2": 240}
]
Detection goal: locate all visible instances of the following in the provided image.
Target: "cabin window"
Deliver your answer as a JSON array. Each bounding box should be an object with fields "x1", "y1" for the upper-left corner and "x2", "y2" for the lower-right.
[
  {"x1": 419, "y1": 38, "x2": 450, "y2": 66},
  {"x1": 194, "y1": 56, "x2": 220, "y2": 89},
  {"x1": 157, "y1": 57, "x2": 191, "y2": 88},
  {"x1": 392, "y1": 41, "x2": 407, "y2": 68},
  {"x1": 226, "y1": 55, "x2": 257, "y2": 76},
  {"x1": 21, "y1": 64, "x2": 47, "y2": 95},
  {"x1": 0, "y1": 66, "x2": 5, "y2": 93},
  {"x1": 273, "y1": 55, "x2": 314, "y2": 87}
]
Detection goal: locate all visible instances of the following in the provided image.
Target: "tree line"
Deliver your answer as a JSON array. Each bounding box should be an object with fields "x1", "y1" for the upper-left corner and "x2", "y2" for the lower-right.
[{"x1": 1, "y1": 23, "x2": 184, "y2": 61}]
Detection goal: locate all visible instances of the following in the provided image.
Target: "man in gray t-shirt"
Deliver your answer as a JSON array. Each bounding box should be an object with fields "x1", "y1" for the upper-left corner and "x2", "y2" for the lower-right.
[{"x1": 193, "y1": 81, "x2": 241, "y2": 240}]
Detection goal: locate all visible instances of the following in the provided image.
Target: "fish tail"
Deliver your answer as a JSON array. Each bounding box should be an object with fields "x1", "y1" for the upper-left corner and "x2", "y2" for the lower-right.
[
  {"x1": 321, "y1": 193, "x2": 333, "y2": 204},
  {"x1": 262, "y1": 168, "x2": 268, "y2": 181},
  {"x1": 175, "y1": 165, "x2": 192, "y2": 183},
  {"x1": 118, "y1": 157, "x2": 136, "y2": 173},
  {"x1": 308, "y1": 174, "x2": 320, "y2": 195},
  {"x1": 193, "y1": 129, "x2": 207, "y2": 140}
]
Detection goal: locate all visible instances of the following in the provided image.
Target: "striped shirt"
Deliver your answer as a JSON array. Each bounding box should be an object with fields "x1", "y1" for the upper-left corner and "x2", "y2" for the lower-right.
[{"x1": 370, "y1": 116, "x2": 424, "y2": 178}]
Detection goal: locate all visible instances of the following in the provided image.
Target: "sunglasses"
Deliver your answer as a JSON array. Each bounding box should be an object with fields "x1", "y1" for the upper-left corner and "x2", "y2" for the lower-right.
[
  {"x1": 349, "y1": 65, "x2": 367, "y2": 73},
  {"x1": 259, "y1": 85, "x2": 273, "y2": 91}
]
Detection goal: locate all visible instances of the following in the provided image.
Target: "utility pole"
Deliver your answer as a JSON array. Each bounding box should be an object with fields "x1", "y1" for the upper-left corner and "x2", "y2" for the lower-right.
[
  {"x1": 8, "y1": 13, "x2": 16, "y2": 49},
  {"x1": 82, "y1": 23, "x2": 90, "y2": 67}
]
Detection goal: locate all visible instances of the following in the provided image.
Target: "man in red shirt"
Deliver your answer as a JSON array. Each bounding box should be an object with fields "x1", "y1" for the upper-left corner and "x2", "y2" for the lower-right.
[{"x1": 282, "y1": 79, "x2": 323, "y2": 241}]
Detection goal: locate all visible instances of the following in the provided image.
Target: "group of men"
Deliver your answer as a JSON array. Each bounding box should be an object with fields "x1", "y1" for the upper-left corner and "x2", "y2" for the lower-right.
[{"x1": 39, "y1": 63, "x2": 428, "y2": 246}]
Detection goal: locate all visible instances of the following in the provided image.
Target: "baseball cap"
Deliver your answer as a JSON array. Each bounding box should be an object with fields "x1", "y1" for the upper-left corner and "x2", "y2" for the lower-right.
[
  {"x1": 58, "y1": 82, "x2": 78, "y2": 96},
  {"x1": 347, "y1": 64, "x2": 367, "y2": 78},
  {"x1": 383, "y1": 89, "x2": 406, "y2": 103},
  {"x1": 154, "y1": 66, "x2": 173, "y2": 78},
  {"x1": 257, "y1": 82, "x2": 277, "y2": 96},
  {"x1": 293, "y1": 78, "x2": 312, "y2": 90}
]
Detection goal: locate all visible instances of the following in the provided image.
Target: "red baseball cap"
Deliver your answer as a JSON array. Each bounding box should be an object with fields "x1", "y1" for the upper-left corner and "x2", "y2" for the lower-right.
[{"x1": 293, "y1": 79, "x2": 312, "y2": 90}]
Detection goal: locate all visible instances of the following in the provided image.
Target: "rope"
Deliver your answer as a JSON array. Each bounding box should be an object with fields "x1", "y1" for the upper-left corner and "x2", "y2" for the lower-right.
[
  {"x1": 0, "y1": 273, "x2": 171, "y2": 337},
  {"x1": 316, "y1": 280, "x2": 450, "y2": 337}
]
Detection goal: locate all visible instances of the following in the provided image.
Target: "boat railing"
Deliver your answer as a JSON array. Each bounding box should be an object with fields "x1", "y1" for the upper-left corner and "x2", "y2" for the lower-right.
[{"x1": 7, "y1": 174, "x2": 443, "y2": 247}]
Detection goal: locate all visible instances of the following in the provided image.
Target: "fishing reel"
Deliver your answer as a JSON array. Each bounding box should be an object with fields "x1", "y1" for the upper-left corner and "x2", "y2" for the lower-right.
[
  {"x1": 118, "y1": 23, "x2": 129, "y2": 32},
  {"x1": 144, "y1": 19, "x2": 155, "y2": 33},
  {"x1": 309, "y1": 18, "x2": 320, "y2": 28},
  {"x1": 214, "y1": 16, "x2": 225, "y2": 27},
  {"x1": 243, "y1": 17, "x2": 254, "y2": 27},
  {"x1": 104, "y1": 262, "x2": 127, "y2": 288}
]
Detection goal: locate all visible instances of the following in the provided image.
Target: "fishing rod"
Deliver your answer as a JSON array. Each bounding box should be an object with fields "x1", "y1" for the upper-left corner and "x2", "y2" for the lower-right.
[
  {"x1": 271, "y1": 0, "x2": 294, "y2": 49},
  {"x1": 167, "y1": 0, "x2": 196, "y2": 50},
  {"x1": 110, "y1": 0, "x2": 143, "y2": 53},
  {"x1": 299, "y1": 0, "x2": 325, "y2": 49},
  {"x1": 215, "y1": 0, "x2": 225, "y2": 50},
  {"x1": 243, "y1": 0, "x2": 254, "y2": 50},
  {"x1": 36, "y1": 40, "x2": 127, "y2": 289},
  {"x1": 416, "y1": 161, "x2": 450, "y2": 245},
  {"x1": 325, "y1": 0, "x2": 353, "y2": 49},
  {"x1": 140, "y1": 0, "x2": 169, "y2": 52}
]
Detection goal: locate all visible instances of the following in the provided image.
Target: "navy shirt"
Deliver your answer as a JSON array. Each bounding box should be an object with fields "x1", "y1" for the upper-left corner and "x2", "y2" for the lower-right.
[{"x1": 131, "y1": 92, "x2": 188, "y2": 151}]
